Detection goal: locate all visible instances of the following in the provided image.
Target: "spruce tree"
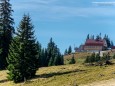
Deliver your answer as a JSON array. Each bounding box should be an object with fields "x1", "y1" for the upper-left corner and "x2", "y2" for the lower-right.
[
  {"x1": 47, "y1": 38, "x2": 63, "y2": 66},
  {"x1": 41, "y1": 48, "x2": 47, "y2": 67},
  {"x1": 36, "y1": 41, "x2": 42, "y2": 67},
  {"x1": 68, "y1": 46, "x2": 72, "y2": 54},
  {"x1": 7, "y1": 14, "x2": 38, "y2": 83},
  {"x1": 101, "y1": 54, "x2": 106, "y2": 61},
  {"x1": 69, "y1": 54, "x2": 76, "y2": 64},
  {"x1": 54, "y1": 55, "x2": 60, "y2": 66},
  {"x1": 0, "y1": 0, "x2": 14, "y2": 69},
  {"x1": 7, "y1": 38, "x2": 22, "y2": 82},
  {"x1": 85, "y1": 56, "x2": 90, "y2": 63},
  {"x1": 90, "y1": 53, "x2": 95, "y2": 63},
  {"x1": 47, "y1": 38, "x2": 55, "y2": 66},
  {"x1": 64, "y1": 49, "x2": 68, "y2": 55},
  {"x1": 60, "y1": 55, "x2": 64, "y2": 65},
  {"x1": 96, "y1": 35, "x2": 100, "y2": 41},
  {"x1": 38, "y1": 48, "x2": 47, "y2": 67},
  {"x1": 95, "y1": 53, "x2": 100, "y2": 62},
  {"x1": 54, "y1": 47, "x2": 64, "y2": 66},
  {"x1": 48, "y1": 56, "x2": 54, "y2": 66},
  {"x1": 44, "y1": 48, "x2": 48, "y2": 66},
  {"x1": 86, "y1": 34, "x2": 89, "y2": 40},
  {"x1": 48, "y1": 45, "x2": 58, "y2": 66}
]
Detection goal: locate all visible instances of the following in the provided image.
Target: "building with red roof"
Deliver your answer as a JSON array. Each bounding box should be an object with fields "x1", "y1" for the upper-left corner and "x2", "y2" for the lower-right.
[{"x1": 83, "y1": 39, "x2": 107, "y2": 52}]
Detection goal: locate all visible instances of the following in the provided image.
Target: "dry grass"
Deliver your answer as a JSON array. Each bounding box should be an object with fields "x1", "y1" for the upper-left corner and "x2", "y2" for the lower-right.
[
  {"x1": 1, "y1": 52, "x2": 115, "y2": 86},
  {"x1": 1, "y1": 64, "x2": 115, "y2": 86},
  {"x1": 64, "y1": 52, "x2": 91, "y2": 64}
]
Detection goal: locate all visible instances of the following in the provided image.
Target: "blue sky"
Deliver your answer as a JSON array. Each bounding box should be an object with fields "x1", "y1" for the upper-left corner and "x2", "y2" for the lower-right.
[{"x1": 11, "y1": 0, "x2": 115, "y2": 53}]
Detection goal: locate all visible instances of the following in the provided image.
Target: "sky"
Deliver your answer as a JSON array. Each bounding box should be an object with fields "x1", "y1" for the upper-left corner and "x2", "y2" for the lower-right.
[{"x1": 11, "y1": 0, "x2": 115, "y2": 53}]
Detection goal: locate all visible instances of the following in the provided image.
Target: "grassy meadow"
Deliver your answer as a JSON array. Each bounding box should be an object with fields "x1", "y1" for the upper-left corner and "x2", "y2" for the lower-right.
[{"x1": 0, "y1": 52, "x2": 115, "y2": 86}]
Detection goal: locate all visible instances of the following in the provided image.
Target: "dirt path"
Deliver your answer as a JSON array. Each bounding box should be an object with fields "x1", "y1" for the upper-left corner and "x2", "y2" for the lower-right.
[{"x1": 81, "y1": 78, "x2": 115, "y2": 86}]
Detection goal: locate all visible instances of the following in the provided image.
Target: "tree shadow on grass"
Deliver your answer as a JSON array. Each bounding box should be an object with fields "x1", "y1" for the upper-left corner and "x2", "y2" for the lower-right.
[
  {"x1": 0, "y1": 69, "x2": 85, "y2": 84},
  {"x1": 35, "y1": 69, "x2": 85, "y2": 79},
  {"x1": 0, "y1": 79, "x2": 9, "y2": 83}
]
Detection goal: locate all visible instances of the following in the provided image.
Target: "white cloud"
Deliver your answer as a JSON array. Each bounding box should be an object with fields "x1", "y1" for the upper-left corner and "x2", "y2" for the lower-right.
[
  {"x1": 92, "y1": 1, "x2": 115, "y2": 6},
  {"x1": 12, "y1": 0, "x2": 115, "y2": 21}
]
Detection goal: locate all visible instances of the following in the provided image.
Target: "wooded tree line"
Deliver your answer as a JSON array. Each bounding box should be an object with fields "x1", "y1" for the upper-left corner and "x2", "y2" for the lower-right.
[
  {"x1": 64, "y1": 46, "x2": 72, "y2": 55},
  {"x1": 0, "y1": 0, "x2": 64, "y2": 83},
  {"x1": 85, "y1": 53, "x2": 112, "y2": 64},
  {"x1": 38, "y1": 38, "x2": 64, "y2": 67}
]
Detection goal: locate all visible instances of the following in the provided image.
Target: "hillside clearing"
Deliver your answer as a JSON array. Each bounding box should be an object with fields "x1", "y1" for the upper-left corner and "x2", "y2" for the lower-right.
[
  {"x1": 1, "y1": 52, "x2": 115, "y2": 86},
  {"x1": 64, "y1": 52, "x2": 91, "y2": 64},
  {"x1": 1, "y1": 63, "x2": 115, "y2": 86}
]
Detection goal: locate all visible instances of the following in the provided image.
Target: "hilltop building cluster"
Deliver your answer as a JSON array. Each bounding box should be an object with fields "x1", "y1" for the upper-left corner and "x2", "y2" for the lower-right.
[{"x1": 75, "y1": 34, "x2": 115, "y2": 52}]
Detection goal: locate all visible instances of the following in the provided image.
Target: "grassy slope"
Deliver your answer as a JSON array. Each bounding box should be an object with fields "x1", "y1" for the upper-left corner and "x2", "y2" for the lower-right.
[
  {"x1": 64, "y1": 52, "x2": 91, "y2": 64},
  {"x1": 0, "y1": 52, "x2": 115, "y2": 86},
  {"x1": 1, "y1": 64, "x2": 115, "y2": 86}
]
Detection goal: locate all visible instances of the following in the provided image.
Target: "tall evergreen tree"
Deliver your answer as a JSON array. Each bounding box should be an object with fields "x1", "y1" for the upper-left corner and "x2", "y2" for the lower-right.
[
  {"x1": 53, "y1": 46, "x2": 64, "y2": 66},
  {"x1": 38, "y1": 48, "x2": 48, "y2": 67},
  {"x1": 0, "y1": 0, "x2": 14, "y2": 69},
  {"x1": 96, "y1": 35, "x2": 100, "y2": 41},
  {"x1": 7, "y1": 38, "x2": 22, "y2": 82},
  {"x1": 44, "y1": 48, "x2": 48, "y2": 66},
  {"x1": 7, "y1": 14, "x2": 38, "y2": 83},
  {"x1": 47, "y1": 38, "x2": 63, "y2": 66},
  {"x1": 64, "y1": 49, "x2": 68, "y2": 55},
  {"x1": 48, "y1": 44, "x2": 57, "y2": 66},
  {"x1": 68, "y1": 46, "x2": 72, "y2": 54},
  {"x1": 47, "y1": 38, "x2": 55, "y2": 66},
  {"x1": 60, "y1": 55, "x2": 64, "y2": 65},
  {"x1": 86, "y1": 34, "x2": 90, "y2": 40}
]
